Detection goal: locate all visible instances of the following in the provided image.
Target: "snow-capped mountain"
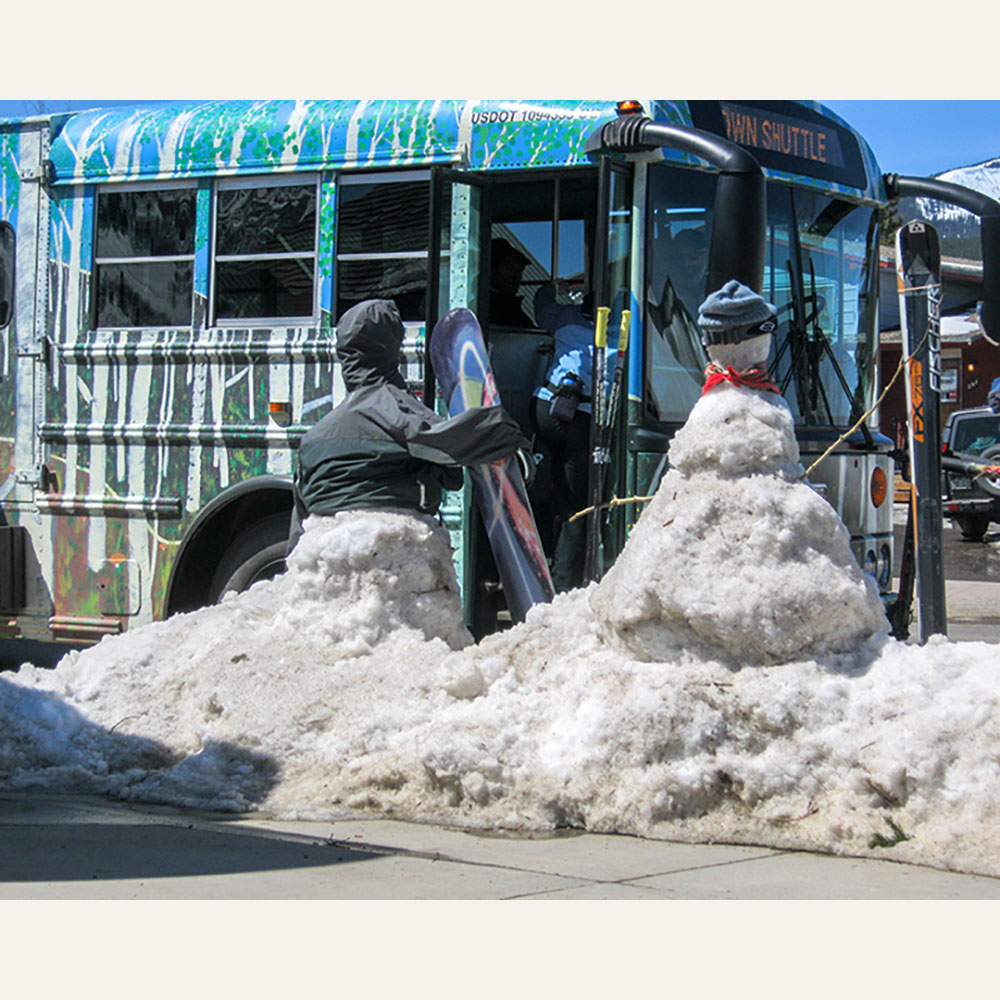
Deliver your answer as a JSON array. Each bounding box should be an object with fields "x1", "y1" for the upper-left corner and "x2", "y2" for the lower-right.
[{"x1": 903, "y1": 158, "x2": 1000, "y2": 258}]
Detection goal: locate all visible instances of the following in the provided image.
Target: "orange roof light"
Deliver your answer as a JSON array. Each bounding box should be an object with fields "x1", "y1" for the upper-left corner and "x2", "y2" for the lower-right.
[{"x1": 616, "y1": 100, "x2": 644, "y2": 116}]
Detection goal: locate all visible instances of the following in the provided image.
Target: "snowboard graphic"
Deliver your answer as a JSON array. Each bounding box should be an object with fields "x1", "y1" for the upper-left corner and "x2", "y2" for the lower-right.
[
  {"x1": 429, "y1": 308, "x2": 555, "y2": 622},
  {"x1": 897, "y1": 219, "x2": 947, "y2": 641}
]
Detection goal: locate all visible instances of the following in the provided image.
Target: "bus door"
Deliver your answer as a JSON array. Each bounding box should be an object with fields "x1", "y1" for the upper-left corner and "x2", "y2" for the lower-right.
[
  {"x1": 426, "y1": 167, "x2": 494, "y2": 634},
  {"x1": 588, "y1": 156, "x2": 634, "y2": 576},
  {"x1": 0, "y1": 121, "x2": 51, "y2": 618}
]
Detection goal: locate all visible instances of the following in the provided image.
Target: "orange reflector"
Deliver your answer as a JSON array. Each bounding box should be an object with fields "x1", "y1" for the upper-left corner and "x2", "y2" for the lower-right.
[
  {"x1": 269, "y1": 401, "x2": 290, "y2": 414},
  {"x1": 870, "y1": 467, "x2": 888, "y2": 507},
  {"x1": 616, "y1": 100, "x2": 644, "y2": 116}
]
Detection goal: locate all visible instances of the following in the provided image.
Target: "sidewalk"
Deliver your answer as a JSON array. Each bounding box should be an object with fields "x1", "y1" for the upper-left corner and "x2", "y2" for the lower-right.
[{"x1": 1, "y1": 792, "x2": 998, "y2": 899}]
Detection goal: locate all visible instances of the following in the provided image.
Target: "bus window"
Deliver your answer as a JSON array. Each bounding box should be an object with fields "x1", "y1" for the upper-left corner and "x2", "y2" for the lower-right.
[
  {"x1": 336, "y1": 173, "x2": 431, "y2": 321},
  {"x1": 0, "y1": 222, "x2": 12, "y2": 328},
  {"x1": 490, "y1": 174, "x2": 595, "y2": 326},
  {"x1": 214, "y1": 176, "x2": 318, "y2": 323},
  {"x1": 94, "y1": 185, "x2": 196, "y2": 328},
  {"x1": 765, "y1": 187, "x2": 876, "y2": 427},
  {"x1": 644, "y1": 166, "x2": 716, "y2": 424}
]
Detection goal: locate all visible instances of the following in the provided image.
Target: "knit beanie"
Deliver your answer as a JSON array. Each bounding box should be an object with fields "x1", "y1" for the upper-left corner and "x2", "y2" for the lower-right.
[{"x1": 698, "y1": 280, "x2": 778, "y2": 347}]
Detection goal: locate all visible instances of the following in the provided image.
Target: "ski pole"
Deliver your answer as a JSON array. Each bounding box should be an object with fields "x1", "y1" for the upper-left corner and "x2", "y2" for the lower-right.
[
  {"x1": 590, "y1": 309, "x2": 632, "y2": 567},
  {"x1": 601, "y1": 309, "x2": 632, "y2": 460},
  {"x1": 584, "y1": 306, "x2": 611, "y2": 583},
  {"x1": 592, "y1": 306, "x2": 610, "y2": 439}
]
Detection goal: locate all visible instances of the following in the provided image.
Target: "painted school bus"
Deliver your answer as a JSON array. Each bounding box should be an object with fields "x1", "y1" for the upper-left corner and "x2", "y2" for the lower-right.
[{"x1": 0, "y1": 100, "x2": 901, "y2": 642}]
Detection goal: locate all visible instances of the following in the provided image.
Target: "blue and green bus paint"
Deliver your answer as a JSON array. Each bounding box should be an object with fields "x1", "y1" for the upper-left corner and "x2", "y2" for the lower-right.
[{"x1": 0, "y1": 99, "x2": 899, "y2": 642}]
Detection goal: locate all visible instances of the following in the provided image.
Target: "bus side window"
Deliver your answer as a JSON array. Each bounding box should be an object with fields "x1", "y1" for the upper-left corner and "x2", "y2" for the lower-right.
[
  {"x1": 94, "y1": 185, "x2": 196, "y2": 329},
  {"x1": 214, "y1": 176, "x2": 319, "y2": 324},
  {"x1": 335, "y1": 174, "x2": 431, "y2": 322},
  {"x1": 0, "y1": 222, "x2": 13, "y2": 328}
]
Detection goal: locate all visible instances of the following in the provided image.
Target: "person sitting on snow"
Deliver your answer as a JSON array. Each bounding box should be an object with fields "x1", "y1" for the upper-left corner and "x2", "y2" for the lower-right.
[{"x1": 289, "y1": 298, "x2": 531, "y2": 550}]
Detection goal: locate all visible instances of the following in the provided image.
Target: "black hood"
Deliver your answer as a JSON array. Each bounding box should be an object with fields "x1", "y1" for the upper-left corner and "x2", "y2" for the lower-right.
[{"x1": 336, "y1": 299, "x2": 407, "y2": 391}]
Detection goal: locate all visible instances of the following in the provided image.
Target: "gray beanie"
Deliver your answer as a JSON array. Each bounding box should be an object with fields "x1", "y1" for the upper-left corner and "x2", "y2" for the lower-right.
[{"x1": 698, "y1": 280, "x2": 778, "y2": 347}]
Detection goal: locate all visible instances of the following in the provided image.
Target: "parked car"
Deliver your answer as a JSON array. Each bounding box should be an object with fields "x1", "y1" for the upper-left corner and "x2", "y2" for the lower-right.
[{"x1": 941, "y1": 407, "x2": 1000, "y2": 541}]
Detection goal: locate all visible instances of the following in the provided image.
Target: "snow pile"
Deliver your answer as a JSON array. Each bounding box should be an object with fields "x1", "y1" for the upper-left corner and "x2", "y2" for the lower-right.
[
  {"x1": 1, "y1": 510, "x2": 468, "y2": 810},
  {"x1": 593, "y1": 388, "x2": 889, "y2": 664},
  {"x1": 2, "y1": 384, "x2": 1000, "y2": 878}
]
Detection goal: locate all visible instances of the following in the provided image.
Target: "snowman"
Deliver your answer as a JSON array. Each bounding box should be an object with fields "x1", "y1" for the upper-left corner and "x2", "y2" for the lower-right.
[{"x1": 591, "y1": 281, "x2": 889, "y2": 666}]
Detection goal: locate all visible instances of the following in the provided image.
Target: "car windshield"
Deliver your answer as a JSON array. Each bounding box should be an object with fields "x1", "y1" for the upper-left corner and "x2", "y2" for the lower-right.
[{"x1": 951, "y1": 414, "x2": 1000, "y2": 456}]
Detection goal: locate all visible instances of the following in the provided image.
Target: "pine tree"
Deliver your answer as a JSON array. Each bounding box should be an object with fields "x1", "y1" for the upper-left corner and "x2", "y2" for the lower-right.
[{"x1": 879, "y1": 199, "x2": 904, "y2": 247}]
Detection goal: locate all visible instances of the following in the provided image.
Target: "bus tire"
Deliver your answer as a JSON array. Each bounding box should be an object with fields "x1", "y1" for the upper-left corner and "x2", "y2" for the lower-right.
[{"x1": 209, "y1": 512, "x2": 290, "y2": 602}]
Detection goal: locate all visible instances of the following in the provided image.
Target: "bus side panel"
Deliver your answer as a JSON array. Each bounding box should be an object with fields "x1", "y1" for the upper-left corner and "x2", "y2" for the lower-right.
[
  {"x1": 0, "y1": 124, "x2": 61, "y2": 639},
  {"x1": 40, "y1": 183, "x2": 338, "y2": 634},
  {"x1": 40, "y1": 334, "x2": 337, "y2": 630},
  {"x1": 0, "y1": 129, "x2": 22, "y2": 511}
]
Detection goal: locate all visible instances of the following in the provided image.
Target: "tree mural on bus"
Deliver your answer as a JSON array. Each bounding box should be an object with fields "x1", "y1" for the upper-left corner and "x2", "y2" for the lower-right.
[{"x1": 0, "y1": 129, "x2": 19, "y2": 488}]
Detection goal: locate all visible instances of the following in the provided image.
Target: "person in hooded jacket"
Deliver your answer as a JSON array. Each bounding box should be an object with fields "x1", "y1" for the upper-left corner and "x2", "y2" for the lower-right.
[{"x1": 289, "y1": 299, "x2": 531, "y2": 550}]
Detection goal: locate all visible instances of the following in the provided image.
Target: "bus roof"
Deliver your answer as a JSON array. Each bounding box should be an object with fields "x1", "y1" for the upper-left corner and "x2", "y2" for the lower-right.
[{"x1": 26, "y1": 99, "x2": 883, "y2": 201}]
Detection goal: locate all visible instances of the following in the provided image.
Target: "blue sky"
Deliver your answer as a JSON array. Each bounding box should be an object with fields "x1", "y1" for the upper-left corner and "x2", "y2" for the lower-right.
[
  {"x1": 3, "y1": 100, "x2": 999, "y2": 179},
  {"x1": 823, "y1": 101, "x2": 1000, "y2": 176}
]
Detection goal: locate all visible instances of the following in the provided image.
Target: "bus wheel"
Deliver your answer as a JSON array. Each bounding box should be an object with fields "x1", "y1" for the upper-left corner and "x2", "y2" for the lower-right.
[{"x1": 209, "y1": 512, "x2": 290, "y2": 602}]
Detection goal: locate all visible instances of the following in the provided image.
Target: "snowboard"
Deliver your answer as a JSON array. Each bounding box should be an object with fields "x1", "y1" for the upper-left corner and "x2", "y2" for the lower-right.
[
  {"x1": 429, "y1": 308, "x2": 555, "y2": 622},
  {"x1": 896, "y1": 220, "x2": 947, "y2": 641}
]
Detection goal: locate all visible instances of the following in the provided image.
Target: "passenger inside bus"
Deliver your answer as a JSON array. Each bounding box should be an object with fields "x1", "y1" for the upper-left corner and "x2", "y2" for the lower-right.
[
  {"x1": 530, "y1": 279, "x2": 601, "y2": 591},
  {"x1": 488, "y1": 238, "x2": 534, "y2": 328}
]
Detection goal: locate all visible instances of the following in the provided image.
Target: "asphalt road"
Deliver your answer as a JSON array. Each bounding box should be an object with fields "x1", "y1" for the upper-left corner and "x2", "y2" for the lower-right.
[{"x1": 904, "y1": 512, "x2": 1000, "y2": 581}]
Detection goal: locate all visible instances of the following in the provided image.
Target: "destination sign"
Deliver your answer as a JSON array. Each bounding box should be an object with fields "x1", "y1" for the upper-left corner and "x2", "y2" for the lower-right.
[
  {"x1": 687, "y1": 101, "x2": 868, "y2": 190},
  {"x1": 719, "y1": 102, "x2": 845, "y2": 168}
]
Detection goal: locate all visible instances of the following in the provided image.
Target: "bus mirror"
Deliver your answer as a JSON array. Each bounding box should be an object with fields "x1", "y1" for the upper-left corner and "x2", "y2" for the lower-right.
[{"x1": 885, "y1": 173, "x2": 1000, "y2": 346}]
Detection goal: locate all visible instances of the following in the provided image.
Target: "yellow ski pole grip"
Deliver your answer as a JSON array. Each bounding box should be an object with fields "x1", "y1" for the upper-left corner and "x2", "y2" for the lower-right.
[
  {"x1": 595, "y1": 306, "x2": 610, "y2": 349},
  {"x1": 618, "y1": 310, "x2": 632, "y2": 351}
]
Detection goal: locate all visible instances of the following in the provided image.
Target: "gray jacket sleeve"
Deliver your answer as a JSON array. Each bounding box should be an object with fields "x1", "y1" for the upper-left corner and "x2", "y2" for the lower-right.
[{"x1": 405, "y1": 405, "x2": 531, "y2": 466}]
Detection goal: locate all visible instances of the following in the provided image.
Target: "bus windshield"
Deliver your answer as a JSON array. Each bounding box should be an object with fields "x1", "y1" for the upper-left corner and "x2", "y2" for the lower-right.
[
  {"x1": 644, "y1": 165, "x2": 879, "y2": 429},
  {"x1": 765, "y1": 186, "x2": 878, "y2": 428}
]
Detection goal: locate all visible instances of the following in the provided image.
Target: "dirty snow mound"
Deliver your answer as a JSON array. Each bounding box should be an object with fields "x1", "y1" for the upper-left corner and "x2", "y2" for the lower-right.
[
  {"x1": 593, "y1": 388, "x2": 889, "y2": 664},
  {"x1": 1, "y1": 510, "x2": 469, "y2": 809}
]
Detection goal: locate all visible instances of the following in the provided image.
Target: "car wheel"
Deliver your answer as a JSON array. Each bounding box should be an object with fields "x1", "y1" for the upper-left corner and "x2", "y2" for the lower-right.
[
  {"x1": 976, "y1": 445, "x2": 1000, "y2": 498},
  {"x1": 209, "y1": 513, "x2": 290, "y2": 602},
  {"x1": 955, "y1": 513, "x2": 990, "y2": 542}
]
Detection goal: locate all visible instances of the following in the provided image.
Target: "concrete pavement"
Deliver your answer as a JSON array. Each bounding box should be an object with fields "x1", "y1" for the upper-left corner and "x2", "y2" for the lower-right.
[{"x1": 1, "y1": 792, "x2": 999, "y2": 899}]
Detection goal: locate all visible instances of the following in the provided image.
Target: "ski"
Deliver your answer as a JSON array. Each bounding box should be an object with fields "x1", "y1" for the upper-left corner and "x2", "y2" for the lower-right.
[
  {"x1": 584, "y1": 306, "x2": 611, "y2": 582},
  {"x1": 896, "y1": 219, "x2": 947, "y2": 641},
  {"x1": 429, "y1": 308, "x2": 554, "y2": 623},
  {"x1": 601, "y1": 310, "x2": 632, "y2": 468}
]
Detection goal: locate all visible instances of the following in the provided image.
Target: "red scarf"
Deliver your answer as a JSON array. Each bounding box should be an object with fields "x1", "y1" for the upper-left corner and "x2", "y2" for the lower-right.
[{"x1": 702, "y1": 361, "x2": 781, "y2": 396}]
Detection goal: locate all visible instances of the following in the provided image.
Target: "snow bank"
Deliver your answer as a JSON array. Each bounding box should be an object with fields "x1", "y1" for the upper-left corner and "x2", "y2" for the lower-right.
[{"x1": 2, "y1": 385, "x2": 999, "y2": 879}]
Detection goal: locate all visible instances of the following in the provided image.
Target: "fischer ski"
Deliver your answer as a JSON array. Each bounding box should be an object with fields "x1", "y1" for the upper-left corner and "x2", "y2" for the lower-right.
[{"x1": 896, "y1": 219, "x2": 947, "y2": 641}]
